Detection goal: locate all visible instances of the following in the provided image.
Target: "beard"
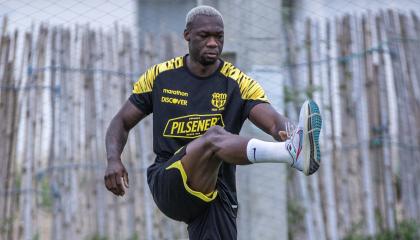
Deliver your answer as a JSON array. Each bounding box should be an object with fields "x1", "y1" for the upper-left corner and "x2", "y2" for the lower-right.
[
  {"x1": 189, "y1": 45, "x2": 220, "y2": 66},
  {"x1": 199, "y1": 55, "x2": 218, "y2": 66}
]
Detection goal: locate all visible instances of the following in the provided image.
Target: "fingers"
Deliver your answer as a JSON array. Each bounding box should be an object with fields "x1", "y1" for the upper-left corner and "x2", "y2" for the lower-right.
[
  {"x1": 104, "y1": 176, "x2": 112, "y2": 191},
  {"x1": 104, "y1": 170, "x2": 127, "y2": 196},
  {"x1": 109, "y1": 173, "x2": 119, "y2": 195},
  {"x1": 115, "y1": 172, "x2": 125, "y2": 196},
  {"x1": 123, "y1": 172, "x2": 129, "y2": 189},
  {"x1": 278, "y1": 131, "x2": 288, "y2": 141}
]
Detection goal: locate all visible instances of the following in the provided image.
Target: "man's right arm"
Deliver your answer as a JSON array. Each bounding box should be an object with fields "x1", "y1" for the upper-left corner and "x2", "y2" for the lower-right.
[{"x1": 104, "y1": 100, "x2": 146, "y2": 196}]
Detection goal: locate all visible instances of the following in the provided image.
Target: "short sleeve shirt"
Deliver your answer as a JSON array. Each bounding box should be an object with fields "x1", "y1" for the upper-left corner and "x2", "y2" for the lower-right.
[{"x1": 130, "y1": 55, "x2": 269, "y2": 192}]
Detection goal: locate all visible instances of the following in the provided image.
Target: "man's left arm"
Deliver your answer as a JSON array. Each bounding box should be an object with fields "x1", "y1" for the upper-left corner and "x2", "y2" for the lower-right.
[{"x1": 248, "y1": 103, "x2": 289, "y2": 141}]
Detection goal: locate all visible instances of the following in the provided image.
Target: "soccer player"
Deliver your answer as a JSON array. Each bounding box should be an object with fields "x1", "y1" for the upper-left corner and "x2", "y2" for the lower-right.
[{"x1": 104, "y1": 5, "x2": 322, "y2": 239}]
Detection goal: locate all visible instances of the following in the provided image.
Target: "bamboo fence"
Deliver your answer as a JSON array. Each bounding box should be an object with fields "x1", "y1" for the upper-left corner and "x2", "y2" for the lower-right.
[
  {"x1": 1, "y1": 9, "x2": 420, "y2": 240},
  {"x1": 285, "y1": 10, "x2": 420, "y2": 240}
]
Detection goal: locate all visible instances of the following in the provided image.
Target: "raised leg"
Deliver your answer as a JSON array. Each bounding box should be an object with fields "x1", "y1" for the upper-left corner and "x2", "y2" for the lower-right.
[{"x1": 181, "y1": 125, "x2": 250, "y2": 194}]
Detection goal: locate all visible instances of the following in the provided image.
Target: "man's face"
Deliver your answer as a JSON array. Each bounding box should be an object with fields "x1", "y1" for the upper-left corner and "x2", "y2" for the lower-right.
[{"x1": 184, "y1": 15, "x2": 224, "y2": 66}]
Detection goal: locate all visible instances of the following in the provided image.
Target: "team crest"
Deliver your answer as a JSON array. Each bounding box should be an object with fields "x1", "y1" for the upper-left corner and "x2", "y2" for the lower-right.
[{"x1": 211, "y1": 92, "x2": 227, "y2": 111}]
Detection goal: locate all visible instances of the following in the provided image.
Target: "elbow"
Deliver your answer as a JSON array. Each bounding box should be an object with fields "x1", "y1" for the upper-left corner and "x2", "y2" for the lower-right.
[{"x1": 107, "y1": 115, "x2": 127, "y2": 137}]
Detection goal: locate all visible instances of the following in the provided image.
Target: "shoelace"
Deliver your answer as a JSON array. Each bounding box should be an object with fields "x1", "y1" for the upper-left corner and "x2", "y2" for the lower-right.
[{"x1": 285, "y1": 121, "x2": 297, "y2": 140}]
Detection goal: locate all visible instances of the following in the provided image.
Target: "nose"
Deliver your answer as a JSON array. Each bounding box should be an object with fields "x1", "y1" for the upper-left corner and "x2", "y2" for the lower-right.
[{"x1": 206, "y1": 37, "x2": 218, "y2": 48}]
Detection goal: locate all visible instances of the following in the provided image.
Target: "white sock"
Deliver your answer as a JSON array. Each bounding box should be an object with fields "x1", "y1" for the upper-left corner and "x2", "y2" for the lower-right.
[{"x1": 246, "y1": 138, "x2": 292, "y2": 165}]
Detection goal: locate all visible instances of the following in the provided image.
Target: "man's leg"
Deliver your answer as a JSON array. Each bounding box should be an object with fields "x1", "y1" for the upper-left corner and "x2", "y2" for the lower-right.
[
  {"x1": 181, "y1": 99, "x2": 322, "y2": 194},
  {"x1": 181, "y1": 125, "x2": 250, "y2": 194}
]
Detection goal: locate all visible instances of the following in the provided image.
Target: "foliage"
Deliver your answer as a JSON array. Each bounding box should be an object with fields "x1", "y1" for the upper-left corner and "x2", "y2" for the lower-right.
[
  {"x1": 32, "y1": 232, "x2": 40, "y2": 240},
  {"x1": 127, "y1": 233, "x2": 139, "y2": 240},
  {"x1": 283, "y1": 84, "x2": 323, "y2": 105},
  {"x1": 39, "y1": 177, "x2": 53, "y2": 209},
  {"x1": 87, "y1": 234, "x2": 108, "y2": 240},
  {"x1": 343, "y1": 220, "x2": 420, "y2": 240},
  {"x1": 287, "y1": 201, "x2": 305, "y2": 239}
]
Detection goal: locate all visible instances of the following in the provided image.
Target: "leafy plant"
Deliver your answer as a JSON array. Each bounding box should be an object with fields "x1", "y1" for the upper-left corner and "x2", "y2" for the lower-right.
[
  {"x1": 343, "y1": 220, "x2": 420, "y2": 240},
  {"x1": 287, "y1": 201, "x2": 305, "y2": 239}
]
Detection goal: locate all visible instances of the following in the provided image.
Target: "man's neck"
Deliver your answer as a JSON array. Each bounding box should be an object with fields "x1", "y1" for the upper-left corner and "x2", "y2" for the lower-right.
[{"x1": 186, "y1": 55, "x2": 220, "y2": 78}]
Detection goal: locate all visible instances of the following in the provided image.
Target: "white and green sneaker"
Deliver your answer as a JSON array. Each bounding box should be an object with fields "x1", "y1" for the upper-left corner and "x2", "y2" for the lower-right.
[{"x1": 286, "y1": 100, "x2": 322, "y2": 175}]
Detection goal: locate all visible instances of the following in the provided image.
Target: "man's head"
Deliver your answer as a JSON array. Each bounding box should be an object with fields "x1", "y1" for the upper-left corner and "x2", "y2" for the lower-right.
[{"x1": 184, "y1": 6, "x2": 224, "y2": 66}]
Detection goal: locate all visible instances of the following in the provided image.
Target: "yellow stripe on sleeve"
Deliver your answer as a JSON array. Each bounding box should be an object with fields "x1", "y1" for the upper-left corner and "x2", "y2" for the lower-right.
[
  {"x1": 220, "y1": 62, "x2": 269, "y2": 102},
  {"x1": 132, "y1": 56, "x2": 184, "y2": 94}
]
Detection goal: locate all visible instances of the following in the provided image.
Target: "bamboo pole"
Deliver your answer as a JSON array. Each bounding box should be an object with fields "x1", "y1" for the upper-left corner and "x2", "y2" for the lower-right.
[
  {"x1": 72, "y1": 24, "x2": 84, "y2": 239},
  {"x1": 335, "y1": 15, "x2": 351, "y2": 233},
  {"x1": 122, "y1": 28, "x2": 137, "y2": 240},
  {"x1": 298, "y1": 19, "x2": 315, "y2": 240},
  {"x1": 282, "y1": 23, "x2": 305, "y2": 240},
  {"x1": 112, "y1": 24, "x2": 124, "y2": 240},
  {"x1": 354, "y1": 15, "x2": 376, "y2": 236},
  {"x1": 399, "y1": 13, "x2": 420, "y2": 220},
  {"x1": 96, "y1": 27, "x2": 109, "y2": 239},
  {"x1": 89, "y1": 29, "x2": 106, "y2": 238},
  {"x1": 6, "y1": 29, "x2": 30, "y2": 240},
  {"x1": 3, "y1": 28, "x2": 20, "y2": 240},
  {"x1": 375, "y1": 14, "x2": 396, "y2": 230},
  {"x1": 49, "y1": 26, "x2": 61, "y2": 240},
  {"x1": 80, "y1": 26, "x2": 94, "y2": 237},
  {"x1": 363, "y1": 12, "x2": 384, "y2": 230},
  {"x1": 57, "y1": 26, "x2": 69, "y2": 240},
  {"x1": 320, "y1": 20, "x2": 339, "y2": 240},
  {"x1": 383, "y1": 9, "x2": 417, "y2": 220},
  {"x1": 307, "y1": 19, "x2": 326, "y2": 240},
  {"x1": 410, "y1": 11, "x2": 420, "y2": 221},
  {"x1": 11, "y1": 30, "x2": 33, "y2": 240},
  {"x1": 368, "y1": 12, "x2": 386, "y2": 229},
  {"x1": 34, "y1": 26, "x2": 49, "y2": 237},
  {"x1": 0, "y1": 33, "x2": 11, "y2": 237},
  {"x1": 65, "y1": 28, "x2": 78, "y2": 240},
  {"x1": 21, "y1": 24, "x2": 46, "y2": 240},
  {"x1": 103, "y1": 28, "x2": 115, "y2": 238},
  {"x1": 140, "y1": 32, "x2": 155, "y2": 240},
  {"x1": 0, "y1": 32, "x2": 13, "y2": 240},
  {"x1": 0, "y1": 17, "x2": 8, "y2": 85}
]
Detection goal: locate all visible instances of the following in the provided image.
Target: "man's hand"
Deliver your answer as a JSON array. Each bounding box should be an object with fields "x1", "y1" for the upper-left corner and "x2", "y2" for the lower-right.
[
  {"x1": 104, "y1": 159, "x2": 129, "y2": 196},
  {"x1": 278, "y1": 131, "x2": 288, "y2": 142}
]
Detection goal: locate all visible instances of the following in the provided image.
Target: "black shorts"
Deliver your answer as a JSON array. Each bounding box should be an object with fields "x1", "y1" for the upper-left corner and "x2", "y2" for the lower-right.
[{"x1": 147, "y1": 147, "x2": 238, "y2": 240}]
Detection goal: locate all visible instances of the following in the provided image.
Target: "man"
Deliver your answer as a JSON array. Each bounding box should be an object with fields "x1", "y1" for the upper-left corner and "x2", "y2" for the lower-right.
[{"x1": 104, "y1": 5, "x2": 322, "y2": 240}]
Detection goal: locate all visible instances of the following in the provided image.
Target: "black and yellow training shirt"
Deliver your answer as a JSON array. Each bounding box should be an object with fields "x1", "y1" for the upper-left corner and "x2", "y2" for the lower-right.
[{"x1": 129, "y1": 55, "x2": 269, "y2": 194}]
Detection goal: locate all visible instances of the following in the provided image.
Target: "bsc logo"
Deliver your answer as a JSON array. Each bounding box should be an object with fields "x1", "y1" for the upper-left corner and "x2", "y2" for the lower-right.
[{"x1": 211, "y1": 92, "x2": 227, "y2": 111}]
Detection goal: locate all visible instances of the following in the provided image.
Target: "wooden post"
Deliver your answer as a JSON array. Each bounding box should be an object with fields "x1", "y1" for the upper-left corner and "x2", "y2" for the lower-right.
[
  {"x1": 335, "y1": 15, "x2": 352, "y2": 233},
  {"x1": 354, "y1": 14, "x2": 376, "y2": 236},
  {"x1": 383, "y1": 9, "x2": 417, "y2": 220},
  {"x1": 375, "y1": 13, "x2": 396, "y2": 230},
  {"x1": 363, "y1": 12, "x2": 384, "y2": 230},
  {"x1": 410, "y1": 11, "x2": 420, "y2": 221},
  {"x1": 399, "y1": 13, "x2": 420, "y2": 220},
  {"x1": 308, "y1": 19, "x2": 327, "y2": 240},
  {"x1": 320, "y1": 20, "x2": 339, "y2": 240}
]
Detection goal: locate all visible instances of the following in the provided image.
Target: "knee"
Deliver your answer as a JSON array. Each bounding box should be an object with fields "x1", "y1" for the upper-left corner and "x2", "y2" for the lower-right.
[
  {"x1": 205, "y1": 125, "x2": 226, "y2": 136},
  {"x1": 202, "y1": 126, "x2": 228, "y2": 149}
]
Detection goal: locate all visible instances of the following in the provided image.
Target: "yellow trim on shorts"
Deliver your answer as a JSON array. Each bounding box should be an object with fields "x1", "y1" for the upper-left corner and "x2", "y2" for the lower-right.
[{"x1": 165, "y1": 160, "x2": 218, "y2": 203}]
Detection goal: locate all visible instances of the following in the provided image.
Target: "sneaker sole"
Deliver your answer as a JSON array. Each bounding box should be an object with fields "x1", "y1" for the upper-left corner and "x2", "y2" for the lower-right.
[{"x1": 303, "y1": 100, "x2": 322, "y2": 175}]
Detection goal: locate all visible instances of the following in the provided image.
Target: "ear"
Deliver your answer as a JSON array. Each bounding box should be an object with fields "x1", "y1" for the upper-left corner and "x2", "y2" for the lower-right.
[{"x1": 184, "y1": 28, "x2": 190, "y2": 41}]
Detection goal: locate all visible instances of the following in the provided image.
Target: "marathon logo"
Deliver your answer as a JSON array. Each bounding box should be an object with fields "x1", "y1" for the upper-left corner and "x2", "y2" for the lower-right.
[
  {"x1": 163, "y1": 114, "x2": 225, "y2": 138},
  {"x1": 163, "y1": 88, "x2": 188, "y2": 97}
]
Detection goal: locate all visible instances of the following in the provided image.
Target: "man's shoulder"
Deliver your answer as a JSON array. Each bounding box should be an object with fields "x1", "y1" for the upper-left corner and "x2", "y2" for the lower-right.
[
  {"x1": 219, "y1": 60, "x2": 269, "y2": 102},
  {"x1": 133, "y1": 56, "x2": 184, "y2": 94},
  {"x1": 219, "y1": 61, "x2": 252, "y2": 82},
  {"x1": 151, "y1": 56, "x2": 184, "y2": 74}
]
